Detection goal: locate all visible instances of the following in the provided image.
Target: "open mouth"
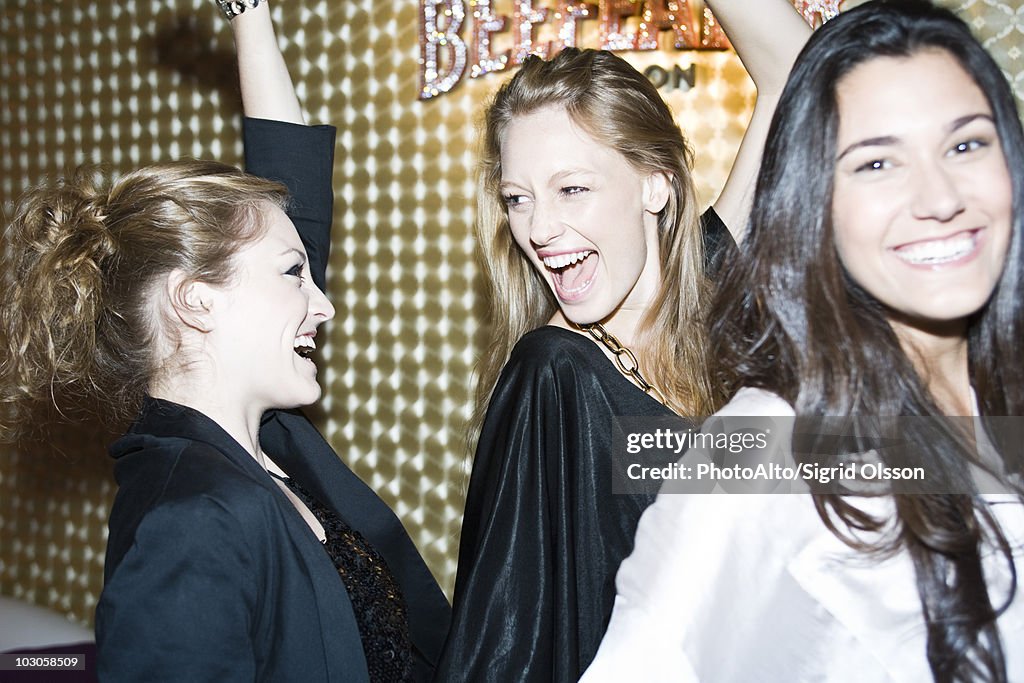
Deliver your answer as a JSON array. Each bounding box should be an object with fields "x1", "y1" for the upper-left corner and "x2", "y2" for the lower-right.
[
  {"x1": 542, "y1": 250, "x2": 598, "y2": 301},
  {"x1": 892, "y1": 229, "x2": 980, "y2": 267},
  {"x1": 294, "y1": 335, "x2": 316, "y2": 359}
]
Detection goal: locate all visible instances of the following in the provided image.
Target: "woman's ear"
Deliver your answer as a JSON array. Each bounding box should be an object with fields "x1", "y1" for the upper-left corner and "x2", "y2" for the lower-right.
[
  {"x1": 165, "y1": 270, "x2": 216, "y2": 333},
  {"x1": 643, "y1": 171, "x2": 672, "y2": 214}
]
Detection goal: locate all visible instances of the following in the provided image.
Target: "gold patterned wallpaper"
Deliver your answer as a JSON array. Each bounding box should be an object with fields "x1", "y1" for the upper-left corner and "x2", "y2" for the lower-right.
[{"x1": 1, "y1": 0, "x2": 1022, "y2": 631}]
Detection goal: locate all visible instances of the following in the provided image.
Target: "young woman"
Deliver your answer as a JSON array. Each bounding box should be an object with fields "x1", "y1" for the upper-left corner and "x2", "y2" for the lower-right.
[
  {"x1": 436, "y1": 1, "x2": 811, "y2": 679},
  {"x1": 0, "y1": 3, "x2": 449, "y2": 680},
  {"x1": 583, "y1": 1, "x2": 1024, "y2": 680}
]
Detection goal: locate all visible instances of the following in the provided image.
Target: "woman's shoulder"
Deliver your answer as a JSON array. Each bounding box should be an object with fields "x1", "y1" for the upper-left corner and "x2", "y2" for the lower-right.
[
  {"x1": 511, "y1": 325, "x2": 600, "y2": 359},
  {"x1": 492, "y1": 325, "x2": 668, "y2": 418},
  {"x1": 110, "y1": 433, "x2": 280, "y2": 533},
  {"x1": 104, "y1": 438, "x2": 284, "y2": 582},
  {"x1": 490, "y1": 326, "x2": 589, "y2": 383},
  {"x1": 715, "y1": 387, "x2": 795, "y2": 418},
  {"x1": 497, "y1": 325, "x2": 630, "y2": 394}
]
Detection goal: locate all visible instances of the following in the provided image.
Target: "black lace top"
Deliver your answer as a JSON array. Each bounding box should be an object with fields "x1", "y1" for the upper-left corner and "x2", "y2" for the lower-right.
[{"x1": 276, "y1": 475, "x2": 412, "y2": 682}]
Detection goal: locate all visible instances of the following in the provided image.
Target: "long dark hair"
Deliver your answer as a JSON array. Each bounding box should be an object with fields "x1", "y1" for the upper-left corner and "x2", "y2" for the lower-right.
[{"x1": 712, "y1": 1, "x2": 1023, "y2": 680}]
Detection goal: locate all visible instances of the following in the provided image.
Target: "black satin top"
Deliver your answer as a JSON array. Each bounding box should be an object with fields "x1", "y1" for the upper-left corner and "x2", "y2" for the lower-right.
[{"x1": 435, "y1": 210, "x2": 732, "y2": 681}]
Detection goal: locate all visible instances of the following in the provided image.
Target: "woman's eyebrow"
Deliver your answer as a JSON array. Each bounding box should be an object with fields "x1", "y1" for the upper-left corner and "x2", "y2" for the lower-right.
[
  {"x1": 836, "y1": 135, "x2": 898, "y2": 162},
  {"x1": 947, "y1": 112, "x2": 994, "y2": 133}
]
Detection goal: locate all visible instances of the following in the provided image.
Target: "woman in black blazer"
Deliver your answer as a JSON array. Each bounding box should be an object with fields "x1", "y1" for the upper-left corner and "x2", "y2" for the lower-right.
[{"x1": 0, "y1": 3, "x2": 449, "y2": 680}]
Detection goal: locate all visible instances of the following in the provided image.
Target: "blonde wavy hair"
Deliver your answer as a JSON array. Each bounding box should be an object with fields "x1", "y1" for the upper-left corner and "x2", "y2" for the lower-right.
[
  {"x1": 472, "y1": 48, "x2": 721, "y2": 443},
  {"x1": 0, "y1": 160, "x2": 288, "y2": 441}
]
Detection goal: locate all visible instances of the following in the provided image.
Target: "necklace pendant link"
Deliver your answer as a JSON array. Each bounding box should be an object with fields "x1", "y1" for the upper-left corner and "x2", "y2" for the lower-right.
[{"x1": 578, "y1": 322, "x2": 660, "y2": 401}]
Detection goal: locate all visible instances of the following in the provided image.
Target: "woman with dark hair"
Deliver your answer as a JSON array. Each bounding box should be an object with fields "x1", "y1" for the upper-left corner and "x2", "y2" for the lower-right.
[
  {"x1": 584, "y1": 1, "x2": 1024, "y2": 680},
  {"x1": 436, "y1": 1, "x2": 811, "y2": 680},
  {"x1": 0, "y1": 2, "x2": 449, "y2": 679}
]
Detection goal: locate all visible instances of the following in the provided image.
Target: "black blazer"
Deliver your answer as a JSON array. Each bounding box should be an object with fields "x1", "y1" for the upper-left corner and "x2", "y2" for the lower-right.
[{"x1": 95, "y1": 119, "x2": 450, "y2": 681}]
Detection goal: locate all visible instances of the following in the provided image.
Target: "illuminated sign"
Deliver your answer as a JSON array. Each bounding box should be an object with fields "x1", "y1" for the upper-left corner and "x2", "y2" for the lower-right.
[{"x1": 418, "y1": 0, "x2": 842, "y2": 99}]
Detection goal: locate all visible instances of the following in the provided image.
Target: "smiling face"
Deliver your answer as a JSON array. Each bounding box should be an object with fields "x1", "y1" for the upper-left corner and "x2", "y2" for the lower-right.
[
  {"x1": 499, "y1": 105, "x2": 669, "y2": 331},
  {"x1": 831, "y1": 50, "x2": 1012, "y2": 337},
  {"x1": 206, "y1": 204, "x2": 335, "y2": 412}
]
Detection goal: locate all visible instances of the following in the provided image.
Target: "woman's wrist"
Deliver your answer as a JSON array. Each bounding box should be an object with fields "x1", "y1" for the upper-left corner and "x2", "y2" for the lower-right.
[{"x1": 216, "y1": 0, "x2": 264, "y2": 22}]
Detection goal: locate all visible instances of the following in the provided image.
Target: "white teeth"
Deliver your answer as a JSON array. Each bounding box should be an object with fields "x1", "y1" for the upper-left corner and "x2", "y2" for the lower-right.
[
  {"x1": 542, "y1": 250, "x2": 592, "y2": 269},
  {"x1": 562, "y1": 276, "x2": 594, "y2": 294},
  {"x1": 894, "y1": 233, "x2": 976, "y2": 265},
  {"x1": 293, "y1": 336, "x2": 316, "y2": 350}
]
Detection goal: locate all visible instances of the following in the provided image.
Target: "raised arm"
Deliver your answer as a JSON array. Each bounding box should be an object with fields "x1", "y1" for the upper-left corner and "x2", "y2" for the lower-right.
[
  {"x1": 705, "y1": 0, "x2": 811, "y2": 242},
  {"x1": 224, "y1": 0, "x2": 304, "y2": 123},
  {"x1": 216, "y1": 0, "x2": 336, "y2": 289}
]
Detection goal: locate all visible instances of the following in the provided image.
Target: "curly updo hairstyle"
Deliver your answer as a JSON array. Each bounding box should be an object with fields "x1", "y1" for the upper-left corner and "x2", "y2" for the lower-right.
[{"x1": 0, "y1": 160, "x2": 288, "y2": 440}]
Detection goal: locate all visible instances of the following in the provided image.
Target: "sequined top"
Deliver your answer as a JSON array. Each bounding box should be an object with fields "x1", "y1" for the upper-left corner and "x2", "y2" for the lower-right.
[{"x1": 277, "y1": 475, "x2": 412, "y2": 682}]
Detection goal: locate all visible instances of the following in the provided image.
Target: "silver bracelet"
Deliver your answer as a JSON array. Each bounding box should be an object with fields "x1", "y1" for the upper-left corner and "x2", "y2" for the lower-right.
[{"x1": 217, "y1": 0, "x2": 261, "y2": 20}]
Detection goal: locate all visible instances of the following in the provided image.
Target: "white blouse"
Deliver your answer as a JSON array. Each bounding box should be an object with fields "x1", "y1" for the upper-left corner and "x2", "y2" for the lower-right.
[{"x1": 582, "y1": 388, "x2": 1024, "y2": 682}]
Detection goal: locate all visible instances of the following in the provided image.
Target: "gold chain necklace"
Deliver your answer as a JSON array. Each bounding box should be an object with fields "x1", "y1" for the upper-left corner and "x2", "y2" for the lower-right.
[{"x1": 578, "y1": 323, "x2": 666, "y2": 405}]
